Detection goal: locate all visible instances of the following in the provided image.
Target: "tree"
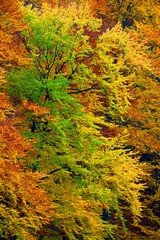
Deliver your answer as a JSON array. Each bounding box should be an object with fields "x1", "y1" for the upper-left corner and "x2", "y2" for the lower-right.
[
  {"x1": 4, "y1": 3, "x2": 147, "y2": 239},
  {"x1": 0, "y1": 77, "x2": 57, "y2": 239},
  {"x1": 0, "y1": 0, "x2": 30, "y2": 69},
  {"x1": 120, "y1": 9, "x2": 160, "y2": 236}
]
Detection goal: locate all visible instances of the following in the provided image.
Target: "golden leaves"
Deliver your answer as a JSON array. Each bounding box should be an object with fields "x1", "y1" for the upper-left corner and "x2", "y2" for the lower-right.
[
  {"x1": 0, "y1": 161, "x2": 57, "y2": 239},
  {"x1": 22, "y1": 100, "x2": 51, "y2": 117}
]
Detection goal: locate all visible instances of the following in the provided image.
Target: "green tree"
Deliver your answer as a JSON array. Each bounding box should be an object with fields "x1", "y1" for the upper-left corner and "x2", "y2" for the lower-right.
[{"x1": 5, "y1": 2, "x2": 146, "y2": 239}]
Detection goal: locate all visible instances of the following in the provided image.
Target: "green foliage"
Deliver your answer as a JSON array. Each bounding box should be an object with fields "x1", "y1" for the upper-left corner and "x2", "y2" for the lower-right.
[{"x1": 3, "y1": 1, "x2": 149, "y2": 239}]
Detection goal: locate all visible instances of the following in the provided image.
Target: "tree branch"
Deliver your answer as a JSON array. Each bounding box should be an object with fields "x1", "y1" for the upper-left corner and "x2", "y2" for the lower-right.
[
  {"x1": 40, "y1": 168, "x2": 61, "y2": 180},
  {"x1": 15, "y1": 32, "x2": 32, "y2": 55},
  {"x1": 68, "y1": 83, "x2": 99, "y2": 94}
]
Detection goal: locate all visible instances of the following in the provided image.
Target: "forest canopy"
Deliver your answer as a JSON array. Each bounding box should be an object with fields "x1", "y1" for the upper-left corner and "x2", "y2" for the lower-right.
[{"x1": 0, "y1": 0, "x2": 160, "y2": 239}]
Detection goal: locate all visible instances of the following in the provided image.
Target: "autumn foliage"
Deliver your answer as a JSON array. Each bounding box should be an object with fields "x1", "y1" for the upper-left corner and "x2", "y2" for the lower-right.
[{"x1": 0, "y1": 0, "x2": 160, "y2": 239}]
